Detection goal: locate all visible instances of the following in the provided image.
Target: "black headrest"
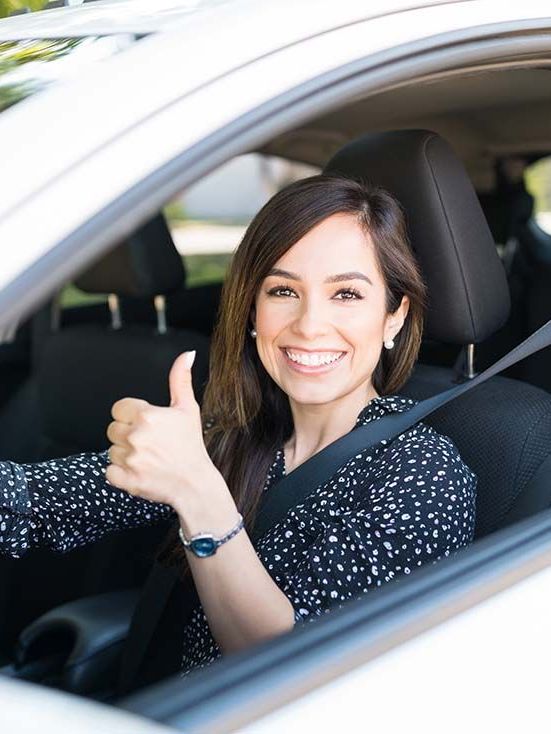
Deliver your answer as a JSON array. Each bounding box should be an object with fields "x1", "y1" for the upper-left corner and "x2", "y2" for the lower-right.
[
  {"x1": 324, "y1": 130, "x2": 510, "y2": 345},
  {"x1": 75, "y1": 215, "x2": 186, "y2": 298}
]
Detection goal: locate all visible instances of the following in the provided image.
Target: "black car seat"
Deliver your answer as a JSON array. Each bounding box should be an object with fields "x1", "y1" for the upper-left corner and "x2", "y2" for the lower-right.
[
  {"x1": 35, "y1": 214, "x2": 211, "y2": 457},
  {"x1": 0, "y1": 215, "x2": 211, "y2": 659},
  {"x1": 325, "y1": 130, "x2": 551, "y2": 540}
]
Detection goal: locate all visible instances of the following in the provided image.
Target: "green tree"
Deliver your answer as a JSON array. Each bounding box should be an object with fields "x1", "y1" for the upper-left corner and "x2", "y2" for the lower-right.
[{"x1": 0, "y1": 0, "x2": 48, "y2": 18}]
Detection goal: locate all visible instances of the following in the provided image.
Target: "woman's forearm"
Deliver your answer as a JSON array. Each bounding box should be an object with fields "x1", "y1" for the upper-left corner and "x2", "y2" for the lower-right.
[{"x1": 176, "y1": 481, "x2": 295, "y2": 654}]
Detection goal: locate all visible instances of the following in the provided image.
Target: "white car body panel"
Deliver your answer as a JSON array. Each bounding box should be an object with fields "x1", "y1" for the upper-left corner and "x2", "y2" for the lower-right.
[
  {"x1": 245, "y1": 561, "x2": 551, "y2": 734},
  {"x1": 0, "y1": 0, "x2": 451, "y2": 37},
  {"x1": 0, "y1": 0, "x2": 551, "y2": 731},
  {"x1": 1, "y1": 1, "x2": 550, "y2": 301},
  {"x1": 0, "y1": 677, "x2": 173, "y2": 733}
]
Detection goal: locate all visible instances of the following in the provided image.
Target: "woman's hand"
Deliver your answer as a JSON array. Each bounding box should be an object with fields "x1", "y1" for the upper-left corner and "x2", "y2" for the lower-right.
[{"x1": 105, "y1": 351, "x2": 224, "y2": 515}]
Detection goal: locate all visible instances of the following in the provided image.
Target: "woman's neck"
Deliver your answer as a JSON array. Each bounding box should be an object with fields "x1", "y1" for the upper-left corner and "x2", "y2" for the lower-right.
[{"x1": 284, "y1": 387, "x2": 378, "y2": 473}]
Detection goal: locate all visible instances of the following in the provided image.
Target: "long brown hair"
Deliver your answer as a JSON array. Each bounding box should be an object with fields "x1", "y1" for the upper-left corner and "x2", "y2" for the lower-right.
[{"x1": 158, "y1": 174, "x2": 426, "y2": 571}]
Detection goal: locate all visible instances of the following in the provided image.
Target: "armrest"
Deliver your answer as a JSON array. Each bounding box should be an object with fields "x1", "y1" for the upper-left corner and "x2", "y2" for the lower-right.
[{"x1": 13, "y1": 589, "x2": 140, "y2": 696}]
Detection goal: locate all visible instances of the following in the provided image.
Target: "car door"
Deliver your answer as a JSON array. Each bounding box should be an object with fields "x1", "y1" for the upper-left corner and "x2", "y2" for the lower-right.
[{"x1": 1, "y1": 2, "x2": 551, "y2": 732}]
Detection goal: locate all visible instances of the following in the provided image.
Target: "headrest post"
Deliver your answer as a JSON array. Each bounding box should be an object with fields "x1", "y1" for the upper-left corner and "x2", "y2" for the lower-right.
[
  {"x1": 154, "y1": 295, "x2": 167, "y2": 335},
  {"x1": 464, "y1": 343, "x2": 476, "y2": 380},
  {"x1": 50, "y1": 292, "x2": 62, "y2": 332},
  {"x1": 108, "y1": 294, "x2": 122, "y2": 330}
]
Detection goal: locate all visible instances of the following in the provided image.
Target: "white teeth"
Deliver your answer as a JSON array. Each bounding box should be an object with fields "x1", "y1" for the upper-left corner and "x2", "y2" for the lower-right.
[{"x1": 285, "y1": 350, "x2": 343, "y2": 366}]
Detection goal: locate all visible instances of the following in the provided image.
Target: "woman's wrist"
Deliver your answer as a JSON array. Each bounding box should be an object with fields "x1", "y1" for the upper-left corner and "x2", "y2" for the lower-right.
[{"x1": 173, "y1": 468, "x2": 240, "y2": 539}]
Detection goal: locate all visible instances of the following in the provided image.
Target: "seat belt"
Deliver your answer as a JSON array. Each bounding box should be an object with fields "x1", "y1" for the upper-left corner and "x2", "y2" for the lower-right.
[
  {"x1": 118, "y1": 318, "x2": 551, "y2": 696},
  {"x1": 255, "y1": 317, "x2": 551, "y2": 535}
]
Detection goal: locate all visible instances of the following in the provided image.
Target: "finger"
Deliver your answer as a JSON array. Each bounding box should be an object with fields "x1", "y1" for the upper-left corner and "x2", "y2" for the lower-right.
[
  {"x1": 168, "y1": 350, "x2": 196, "y2": 409},
  {"x1": 106, "y1": 463, "x2": 138, "y2": 493},
  {"x1": 111, "y1": 397, "x2": 150, "y2": 423},
  {"x1": 106, "y1": 420, "x2": 133, "y2": 446},
  {"x1": 108, "y1": 444, "x2": 132, "y2": 467}
]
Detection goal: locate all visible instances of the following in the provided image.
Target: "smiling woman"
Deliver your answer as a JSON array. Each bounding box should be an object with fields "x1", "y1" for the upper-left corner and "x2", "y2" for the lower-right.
[{"x1": 0, "y1": 174, "x2": 476, "y2": 691}]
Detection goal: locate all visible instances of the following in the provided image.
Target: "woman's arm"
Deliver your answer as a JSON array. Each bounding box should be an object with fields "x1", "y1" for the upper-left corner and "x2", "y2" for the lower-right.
[
  {"x1": 176, "y1": 483, "x2": 296, "y2": 654},
  {"x1": 0, "y1": 450, "x2": 174, "y2": 558},
  {"x1": 173, "y1": 428, "x2": 476, "y2": 654}
]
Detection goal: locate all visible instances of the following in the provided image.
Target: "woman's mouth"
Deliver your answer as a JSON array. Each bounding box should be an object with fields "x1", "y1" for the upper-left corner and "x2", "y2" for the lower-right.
[{"x1": 280, "y1": 348, "x2": 347, "y2": 375}]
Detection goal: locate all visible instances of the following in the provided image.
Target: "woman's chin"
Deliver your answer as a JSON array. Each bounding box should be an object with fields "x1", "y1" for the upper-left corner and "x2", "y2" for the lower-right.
[{"x1": 285, "y1": 385, "x2": 344, "y2": 407}]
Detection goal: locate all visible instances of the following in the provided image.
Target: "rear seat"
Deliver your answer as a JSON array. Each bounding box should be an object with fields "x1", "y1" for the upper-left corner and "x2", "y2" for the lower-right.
[
  {"x1": 477, "y1": 177, "x2": 551, "y2": 388},
  {"x1": 0, "y1": 214, "x2": 211, "y2": 659}
]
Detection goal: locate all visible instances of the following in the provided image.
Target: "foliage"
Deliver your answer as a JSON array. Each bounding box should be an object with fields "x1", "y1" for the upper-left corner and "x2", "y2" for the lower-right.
[
  {"x1": 525, "y1": 157, "x2": 551, "y2": 215},
  {"x1": 163, "y1": 200, "x2": 188, "y2": 223},
  {"x1": 0, "y1": 0, "x2": 48, "y2": 19},
  {"x1": 185, "y1": 252, "x2": 232, "y2": 287},
  {"x1": 0, "y1": 37, "x2": 84, "y2": 112}
]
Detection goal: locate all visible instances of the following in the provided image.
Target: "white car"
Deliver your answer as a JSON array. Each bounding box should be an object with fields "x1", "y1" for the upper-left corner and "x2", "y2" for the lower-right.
[{"x1": 1, "y1": 1, "x2": 551, "y2": 732}]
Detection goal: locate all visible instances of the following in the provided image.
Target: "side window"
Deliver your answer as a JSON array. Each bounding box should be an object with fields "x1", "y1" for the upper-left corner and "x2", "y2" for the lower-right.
[
  {"x1": 163, "y1": 153, "x2": 320, "y2": 287},
  {"x1": 59, "y1": 153, "x2": 319, "y2": 308},
  {"x1": 525, "y1": 156, "x2": 551, "y2": 234}
]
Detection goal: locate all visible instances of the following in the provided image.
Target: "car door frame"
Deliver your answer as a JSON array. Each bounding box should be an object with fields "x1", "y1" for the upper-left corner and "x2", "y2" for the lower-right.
[{"x1": 1, "y1": 5, "x2": 551, "y2": 732}]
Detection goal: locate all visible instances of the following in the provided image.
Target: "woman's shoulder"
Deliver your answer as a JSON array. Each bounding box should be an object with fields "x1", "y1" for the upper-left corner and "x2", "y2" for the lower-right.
[{"x1": 368, "y1": 394, "x2": 477, "y2": 487}]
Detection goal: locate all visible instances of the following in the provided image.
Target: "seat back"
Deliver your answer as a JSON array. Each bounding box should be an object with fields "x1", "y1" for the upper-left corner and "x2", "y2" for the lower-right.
[{"x1": 325, "y1": 130, "x2": 551, "y2": 538}]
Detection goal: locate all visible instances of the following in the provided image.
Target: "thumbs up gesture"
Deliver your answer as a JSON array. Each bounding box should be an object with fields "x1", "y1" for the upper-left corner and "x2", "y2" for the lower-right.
[{"x1": 105, "y1": 350, "x2": 222, "y2": 513}]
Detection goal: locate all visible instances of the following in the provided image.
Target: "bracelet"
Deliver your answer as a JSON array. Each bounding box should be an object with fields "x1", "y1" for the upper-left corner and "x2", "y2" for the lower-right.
[{"x1": 178, "y1": 513, "x2": 244, "y2": 558}]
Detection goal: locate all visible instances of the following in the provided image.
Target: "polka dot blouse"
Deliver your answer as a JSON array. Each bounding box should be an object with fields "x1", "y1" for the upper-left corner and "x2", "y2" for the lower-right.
[{"x1": 0, "y1": 395, "x2": 477, "y2": 678}]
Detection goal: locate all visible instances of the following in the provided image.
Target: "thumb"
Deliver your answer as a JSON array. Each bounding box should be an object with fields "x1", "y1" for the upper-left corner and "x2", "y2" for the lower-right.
[{"x1": 169, "y1": 350, "x2": 196, "y2": 408}]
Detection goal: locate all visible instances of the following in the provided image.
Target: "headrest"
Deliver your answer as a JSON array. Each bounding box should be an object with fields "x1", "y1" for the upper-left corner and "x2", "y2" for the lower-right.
[
  {"x1": 75, "y1": 214, "x2": 186, "y2": 298},
  {"x1": 324, "y1": 130, "x2": 510, "y2": 345}
]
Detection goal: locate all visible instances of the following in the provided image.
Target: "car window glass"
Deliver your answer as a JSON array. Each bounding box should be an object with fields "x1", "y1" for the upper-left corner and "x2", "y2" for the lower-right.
[
  {"x1": 525, "y1": 156, "x2": 551, "y2": 234},
  {"x1": 58, "y1": 153, "x2": 320, "y2": 309},
  {"x1": 163, "y1": 153, "x2": 320, "y2": 288}
]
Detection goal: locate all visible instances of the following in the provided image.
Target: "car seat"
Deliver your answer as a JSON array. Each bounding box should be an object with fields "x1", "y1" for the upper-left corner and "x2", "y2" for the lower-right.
[
  {"x1": 324, "y1": 130, "x2": 551, "y2": 539},
  {"x1": 0, "y1": 215, "x2": 211, "y2": 659}
]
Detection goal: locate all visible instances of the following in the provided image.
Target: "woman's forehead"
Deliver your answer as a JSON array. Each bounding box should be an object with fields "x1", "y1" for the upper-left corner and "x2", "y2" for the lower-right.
[{"x1": 272, "y1": 213, "x2": 378, "y2": 276}]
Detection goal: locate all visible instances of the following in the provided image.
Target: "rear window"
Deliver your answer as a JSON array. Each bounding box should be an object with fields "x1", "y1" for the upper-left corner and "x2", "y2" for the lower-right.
[
  {"x1": 0, "y1": 34, "x2": 136, "y2": 114},
  {"x1": 525, "y1": 156, "x2": 551, "y2": 234}
]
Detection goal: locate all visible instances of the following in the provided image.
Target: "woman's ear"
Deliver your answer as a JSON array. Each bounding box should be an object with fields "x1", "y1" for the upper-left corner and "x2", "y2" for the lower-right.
[{"x1": 384, "y1": 295, "x2": 409, "y2": 342}]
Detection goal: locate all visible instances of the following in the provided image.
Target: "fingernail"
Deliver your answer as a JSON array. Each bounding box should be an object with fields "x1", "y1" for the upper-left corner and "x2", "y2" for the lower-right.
[{"x1": 184, "y1": 350, "x2": 196, "y2": 369}]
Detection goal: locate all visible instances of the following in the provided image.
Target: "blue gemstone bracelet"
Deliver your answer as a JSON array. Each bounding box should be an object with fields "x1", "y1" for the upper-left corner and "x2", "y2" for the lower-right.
[{"x1": 178, "y1": 513, "x2": 245, "y2": 558}]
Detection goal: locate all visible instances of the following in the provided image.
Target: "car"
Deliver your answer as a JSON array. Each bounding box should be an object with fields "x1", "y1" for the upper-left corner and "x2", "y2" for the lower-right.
[{"x1": 1, "y1": 0, "x2": 551, "y2": 731}]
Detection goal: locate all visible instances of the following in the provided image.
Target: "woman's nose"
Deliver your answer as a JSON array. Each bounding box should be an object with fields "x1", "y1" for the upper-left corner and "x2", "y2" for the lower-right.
[{"x1": 291, "y1": 296, "x2": 331, "y2": 339}]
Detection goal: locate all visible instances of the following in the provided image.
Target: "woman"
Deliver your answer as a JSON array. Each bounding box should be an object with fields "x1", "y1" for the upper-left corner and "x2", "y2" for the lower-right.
[{"x1": 0, "y1": 175, "x2": 476, "y2": 679}]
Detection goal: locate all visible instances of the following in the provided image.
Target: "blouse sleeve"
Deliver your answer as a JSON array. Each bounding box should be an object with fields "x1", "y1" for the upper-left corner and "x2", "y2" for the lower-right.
[
  {"x1": 275, "y1": 429, "x2": 477, "y2": 624},
  {"x1": 0, "y1": 449, "x2": 175, "y2": 558}
]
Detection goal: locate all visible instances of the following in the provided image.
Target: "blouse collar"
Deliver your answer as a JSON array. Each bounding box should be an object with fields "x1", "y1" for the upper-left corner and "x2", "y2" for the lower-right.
[
  {"x1": 353, "y1": 394, "x2": 417, "y2": 427},
  {"x1": 268, "y1": 394, "x2": 417, "y2": 484}
]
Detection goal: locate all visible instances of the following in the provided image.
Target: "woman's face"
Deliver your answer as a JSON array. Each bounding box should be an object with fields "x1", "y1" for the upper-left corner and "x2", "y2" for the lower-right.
[{"x1": 252, "y1": 212, "x2": 409, "y2": 407}]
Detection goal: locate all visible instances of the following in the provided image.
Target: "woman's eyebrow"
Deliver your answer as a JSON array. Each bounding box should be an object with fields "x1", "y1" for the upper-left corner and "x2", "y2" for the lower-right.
[{"x1": 266, "y1": 267, "x2": 372, "y2": 285}]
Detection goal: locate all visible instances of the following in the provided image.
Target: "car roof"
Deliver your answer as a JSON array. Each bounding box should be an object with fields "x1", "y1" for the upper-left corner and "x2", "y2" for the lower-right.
[{"x1": 0, "y1": 0, "x2": 458, "y2": 39}]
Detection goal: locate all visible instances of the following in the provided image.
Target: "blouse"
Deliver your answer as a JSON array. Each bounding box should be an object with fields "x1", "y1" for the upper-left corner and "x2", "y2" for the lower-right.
[{"x1": 0, "y1": 395, "x2": 477, "y2": 678}]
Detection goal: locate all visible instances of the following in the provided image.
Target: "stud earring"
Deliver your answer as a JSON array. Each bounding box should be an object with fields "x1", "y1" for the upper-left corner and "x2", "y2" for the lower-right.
[
  {"x1": 384, "y1": 338, "x2": 395, "y2": 350},
  {"x1": 250, "y1": 328, "x2": 257, "y2": 338}
]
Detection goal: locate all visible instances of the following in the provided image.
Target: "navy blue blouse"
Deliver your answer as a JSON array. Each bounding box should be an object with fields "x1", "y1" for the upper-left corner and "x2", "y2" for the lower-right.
[{"x1": 0, "y1": 395, "x2": 477, "y2": 677}]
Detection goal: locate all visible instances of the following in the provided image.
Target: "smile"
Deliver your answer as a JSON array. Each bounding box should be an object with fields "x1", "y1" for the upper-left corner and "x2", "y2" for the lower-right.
[{"x1": 280, "y1": 348, "x2": 347, "y2": 374}]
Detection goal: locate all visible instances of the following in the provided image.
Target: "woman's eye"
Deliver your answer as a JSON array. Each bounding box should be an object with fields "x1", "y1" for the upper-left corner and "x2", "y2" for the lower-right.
[
  {"x1": 266, "y1": 285, "x2": 363, "y2": 300},
  {"x1": 334, "y1": 288, "x2": 363, "y2": 300},
  {"x1": 267, "y1": 285, "x2": 297, "y2": 297}
]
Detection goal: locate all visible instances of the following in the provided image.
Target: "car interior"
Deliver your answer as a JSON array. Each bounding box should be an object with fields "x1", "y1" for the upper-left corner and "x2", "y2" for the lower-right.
[{"x1": 0, "y1": 61, "x2": 550, "y2": 704}]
